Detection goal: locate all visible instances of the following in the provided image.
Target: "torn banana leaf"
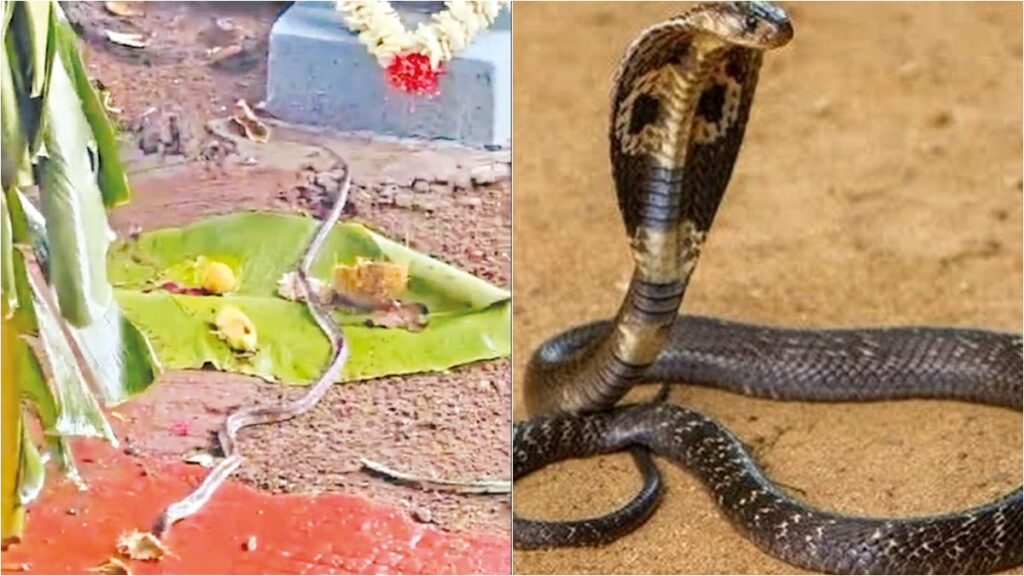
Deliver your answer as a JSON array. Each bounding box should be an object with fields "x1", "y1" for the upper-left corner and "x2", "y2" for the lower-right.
[
  {"x1": 69, "y1": 299, "x2": 159, "y2": 404},
  {"x1": 27, "y1": 270, "x2": 116, "y2": 444},
  {"x1": 15, "y1": 332, "x2": 83, "y2": 487},
  {"x1": 1, "y1": 312, "x2": 71, "y2": 544},
  {"x1": 108, "y1": 212, "x2": 511, "y2": 385},
  {"x1": 52, "y1": 4, "x2": 130, "y2": 207},
  {"x1": 5, "y1": 192, "x2": 39, "y2": 334},
  {"x1": 36, "y1": 32, "x2": 114, "y2": 327}
]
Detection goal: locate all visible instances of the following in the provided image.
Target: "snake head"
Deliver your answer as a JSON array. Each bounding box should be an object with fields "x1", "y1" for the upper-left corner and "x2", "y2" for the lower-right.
[{"x1": 689, "y1": 1, "x2": 794, "y2": 50}]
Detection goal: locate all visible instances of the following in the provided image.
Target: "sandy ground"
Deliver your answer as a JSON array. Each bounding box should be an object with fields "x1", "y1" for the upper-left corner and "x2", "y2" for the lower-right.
[
  {"x1": 512, "y1": 2, "x2": 1022, "y2": 574},
  {"x1": 62, "y1": 2, "x2": 511, "y2": 539}
]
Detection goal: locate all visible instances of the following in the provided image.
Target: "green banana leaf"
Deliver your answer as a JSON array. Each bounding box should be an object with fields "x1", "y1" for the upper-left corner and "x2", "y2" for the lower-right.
[
  {"x1": 1, "y1": 191, "x2": 14, "y2": 312},
  {"x1": 27, "y1": 270, "x2": 116, "y2": 445},
  {"x1": 0, "y1": 313, "x2": 79, "y2": 531},
  {"x1": 2, "y1": 0, "x2": 14, "y2": 37},
  {"x1": 16, "y1": 326, "x2": 83, "y2": 487},
  {"x1": 3, "y1": 1, "x2": 139, "y2": 541},
  {"x1": 1, "y1": 301, "x2": 23, "y2": 542},
  {"x1": 17, "y1": 426, "x2": 43, "y2": 506},
  {"x1": 3, "y1": 25, "x2": 36, "y2": 191},
  {"x1": 5, "y1": 0, "x2": 54, "y2": 160},
  {"x1": 16, "y1": 0, "x2": 49, "y2": 98},
  {"x1": 69, "y1": 298, "x2": 159, "y2": 404},
  {"x1": 1, "y1": 30, "x2": 24, "y2": 190},
  {"x1": 52, "y1": 4, "x2": 130, "y2": 208},
  {"x1": 16, "y1": 334, "x2": 56, "y2": 436},
  {"x1": 108, "y1": 212, "x2": 511, "y2": 385},
  {"x1": 36, "y1": 35, "x2": 114, "y2": 327}
]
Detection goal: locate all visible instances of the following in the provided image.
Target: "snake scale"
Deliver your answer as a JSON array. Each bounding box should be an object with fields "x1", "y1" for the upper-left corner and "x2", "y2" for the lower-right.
[{"x1": 512, "y1": 2, "x2": 1022, "y2": 574}]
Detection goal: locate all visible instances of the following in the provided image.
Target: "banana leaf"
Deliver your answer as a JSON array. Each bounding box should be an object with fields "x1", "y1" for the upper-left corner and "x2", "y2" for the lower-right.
[
  {"x1": 4, "y1": 189, "x2": 39, "y2": 333},
  {"x1": 5, "y1": 0, "x2": 54, "y2": 160},
  {"x1": 2, "y1": 0, "x2": 136, "y2": 542},
  {"x1": 1, "y1": 190, "x2": 14, "y2": 312},
  {"x1": 52, "y1": 4, "x2": 130, "y2": 207},
  {"x1": 2, "y1": 26, "x2": 35, "y2": 191},
  {"x1": 107, "y1": 212, "x2": 511, "y2": 385},
  {"x1": 1, "y1": 302, "x2": 23, "y2": 542},
  {"x1": 69, "y1": 297, "x2": 159, "y2": 404},
  {"x1": 14, "y1": 0, "x2": 49, "y2": 99},
  {"x1": 36, "y1": 36, "x2": 114, "y2": 327},
  {"x1": 17, "y1": 426, "x2": 43, "y2": 507},
  {"x1": 1, "y1": 309, "x2": 78, "y2": 544},
  {"x1": 1, "y1": 29, "x2": 24, "y2": 190},
  {"x1": 27, "y1": 269, "x2": 116, "y2": 445},
  {"x1": 16, "y1": 325, "x2": 83, "y2": 487}
]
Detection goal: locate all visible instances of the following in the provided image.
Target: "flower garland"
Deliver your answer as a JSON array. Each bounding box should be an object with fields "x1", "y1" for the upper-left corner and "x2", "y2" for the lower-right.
[{"x1": 335, "y1": 0, "x2": 508, "y2": 94}]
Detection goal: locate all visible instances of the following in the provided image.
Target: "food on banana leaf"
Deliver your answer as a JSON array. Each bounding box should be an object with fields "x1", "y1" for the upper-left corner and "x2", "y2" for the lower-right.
[
  {"x1": 276, "y1": 271, "x2": 333, "y2": 305},
  {"x1": 201, "y1": 260, "x2": 236, "y2": 294},
  {"x1": 213, "y1": 304, "x2": 257, "y2": 353},
  {"x1": 333, "y1": 257, "x2": 409, "y2": 309}
]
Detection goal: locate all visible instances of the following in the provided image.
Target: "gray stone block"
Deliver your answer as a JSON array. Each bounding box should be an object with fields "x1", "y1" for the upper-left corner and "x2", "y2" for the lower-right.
[{"x1": 267, "y1": 1, "x2": 510, "y2": 147}]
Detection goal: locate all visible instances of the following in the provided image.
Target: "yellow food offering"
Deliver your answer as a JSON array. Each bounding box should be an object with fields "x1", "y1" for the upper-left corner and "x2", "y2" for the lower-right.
[
  {"x1": 333, "y1": 257, "x2": 409, "y2": 307},
  {"x1": 202, "y1": 260, "x2": 237, "y2": 294},
  {"x1": 214, "y1": 305, "x2": 257, "y2": 352}
]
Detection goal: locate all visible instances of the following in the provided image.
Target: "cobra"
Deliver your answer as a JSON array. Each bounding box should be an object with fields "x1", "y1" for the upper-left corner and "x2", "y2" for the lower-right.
[{"x1": 513, "y1": 2, "x2": 1023, "y2": 574}]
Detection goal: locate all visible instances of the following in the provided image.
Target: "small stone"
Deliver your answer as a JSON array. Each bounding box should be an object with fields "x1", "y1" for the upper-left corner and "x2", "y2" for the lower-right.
[
  {"x1": 315, "y1": 172, "x2": 342, "y2": 193},
  {"x1": 926, "y1": 110, "x2": 952, "y2": 128},
  {"x1": 810, "y1": 97, "x2": 832, "y2": 116},
  {"x1": 413, "y1": 197, "x2": 438, "y2": 212},
  {"x1": 469, "y1": 163, "x2": 507, "y2": 185},
  {"x1": 411, "y1": 507, "x2": 433, "y2": 524},
  {"x1": 377, "y1": 184, "x2": 400, "y2": 205},
  {"x1": 395, "y1": 192, "x2": 416, "y2": 209},
  {"x1": 451, "y1": 174, "x2": 472, "y2": 192},
  {"x1": 411, "y1": 178, "x2": 430, "y2": 194},
  {"x1": 244, "y1": 535, "x2": 258, "y2": 551},
  {"x1": 429, "y1": 181, "x2": 453, "y2": 195},
  {"x1": 208, "y1": 44, "x2": 243, "y2": 65},
  {"x1": 456, "y1": 196, "x2": 482, "y2": 208}
]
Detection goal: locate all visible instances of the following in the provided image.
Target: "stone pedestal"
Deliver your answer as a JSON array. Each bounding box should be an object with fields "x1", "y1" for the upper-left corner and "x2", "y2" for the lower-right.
[{"x1": 267, "y1": 1, "x2": 510, "y2": 147}]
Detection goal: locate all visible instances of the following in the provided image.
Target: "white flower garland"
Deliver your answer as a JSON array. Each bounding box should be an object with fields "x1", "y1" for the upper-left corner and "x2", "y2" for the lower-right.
[{"x1": 335, "y1": 0, "x2": 508, "y2": 69}]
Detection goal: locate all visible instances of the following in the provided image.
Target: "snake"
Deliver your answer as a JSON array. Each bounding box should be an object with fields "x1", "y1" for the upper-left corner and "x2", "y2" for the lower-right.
[
  {"x1": 151, "y1": 162, "x2": 353, "y2": 537},
  {"x1": 151, "y1": 146, "x2": 510, "y2": 535},
  {"x1": 512, "y1": 2, "x2": 1023, "y2": 574}
]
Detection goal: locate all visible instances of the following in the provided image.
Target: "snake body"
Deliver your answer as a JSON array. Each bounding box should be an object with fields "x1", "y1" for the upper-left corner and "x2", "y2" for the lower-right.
[
  {"x1": 513, "y1": 2, "x2": 1023, "y2": 574},
  {"x1": 152, "y1": 164, "x2": 352, "y2": 537}
]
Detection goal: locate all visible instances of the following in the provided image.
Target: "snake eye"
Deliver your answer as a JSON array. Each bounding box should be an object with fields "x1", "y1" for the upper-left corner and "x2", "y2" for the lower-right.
[{"x1": 744, "y1": 15, "x2": 759, "y2": 31}]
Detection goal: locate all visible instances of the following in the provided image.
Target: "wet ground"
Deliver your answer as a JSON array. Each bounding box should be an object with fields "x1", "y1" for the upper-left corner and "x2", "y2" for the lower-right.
[{"x1": 512, "y1": 2, "x2": 1022, "y2": 574}]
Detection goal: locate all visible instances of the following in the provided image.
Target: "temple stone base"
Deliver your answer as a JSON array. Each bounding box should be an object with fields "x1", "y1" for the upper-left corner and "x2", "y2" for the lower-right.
[{"x1": 267, "y1": 1, "x2": 511, "y2": 147}]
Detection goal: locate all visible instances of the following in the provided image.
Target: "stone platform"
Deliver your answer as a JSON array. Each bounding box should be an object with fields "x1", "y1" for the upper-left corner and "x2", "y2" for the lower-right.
[{"x1": 267, "y1": 1, "x2": 510, "y2": 147}]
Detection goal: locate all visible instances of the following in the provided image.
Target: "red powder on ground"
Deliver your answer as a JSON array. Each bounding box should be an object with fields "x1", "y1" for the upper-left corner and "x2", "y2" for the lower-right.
[{"x1": 1, "y1": 438, "x2": 509, "y2": 574}]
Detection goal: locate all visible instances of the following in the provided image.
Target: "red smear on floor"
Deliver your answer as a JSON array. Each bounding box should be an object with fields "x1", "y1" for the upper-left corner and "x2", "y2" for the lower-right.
[{"x1": 1, "y1": 438, "x2": 509, "y2": 574}]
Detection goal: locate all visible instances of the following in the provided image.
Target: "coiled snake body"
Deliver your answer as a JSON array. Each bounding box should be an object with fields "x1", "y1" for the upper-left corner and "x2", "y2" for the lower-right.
[{"x1": 513, "y1": 3, "x2": 1023, "y2": 574}]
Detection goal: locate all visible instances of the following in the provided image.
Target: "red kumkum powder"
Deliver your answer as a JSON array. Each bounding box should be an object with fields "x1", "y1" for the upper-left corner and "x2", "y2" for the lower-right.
[{"x1": 386, "y1": 53, "x2": 443, "y2": 95}]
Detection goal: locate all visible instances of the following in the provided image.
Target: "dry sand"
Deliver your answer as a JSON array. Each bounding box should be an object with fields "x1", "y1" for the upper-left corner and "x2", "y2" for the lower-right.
[{"x1": 512, "y1": 2, "x2": 1022, "y2": 574}]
